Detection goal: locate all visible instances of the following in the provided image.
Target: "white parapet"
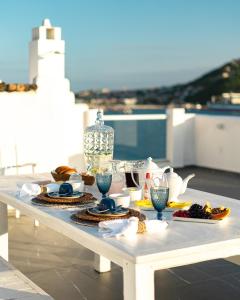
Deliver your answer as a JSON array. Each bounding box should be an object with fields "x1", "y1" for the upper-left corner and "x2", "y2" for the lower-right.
[
  {"x1": 166, "y1": 108, "x2": 196, "y2": 168},
  {"x1": 0, "y1": 19, "x2": 93, "y2": 174}
]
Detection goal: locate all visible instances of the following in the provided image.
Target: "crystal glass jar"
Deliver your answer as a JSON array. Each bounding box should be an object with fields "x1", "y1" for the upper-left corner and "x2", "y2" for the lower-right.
[{"x1": 84, "y1": 111, "x2": 114, "y2": 173}]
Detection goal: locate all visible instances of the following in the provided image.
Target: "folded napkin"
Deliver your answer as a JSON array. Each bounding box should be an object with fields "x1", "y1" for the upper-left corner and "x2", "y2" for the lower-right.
[
  {"x1": 19, "y1": 183, "x2": 59, "y2": 198},
  {"x1": 99, "y1": 217, "x2": 168, "y2": 238}
]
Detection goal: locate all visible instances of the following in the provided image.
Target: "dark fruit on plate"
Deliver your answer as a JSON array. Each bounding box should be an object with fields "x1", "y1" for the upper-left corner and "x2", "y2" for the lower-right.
[
  {"x1": 187, "y1": 204, "x2": 211, "y2": 219},
  {"x1": 173, "y1": 210, "x2": 189, "y2": 218}
]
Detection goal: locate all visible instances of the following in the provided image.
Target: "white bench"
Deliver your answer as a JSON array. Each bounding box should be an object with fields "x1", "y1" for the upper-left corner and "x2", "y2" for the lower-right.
[{"x1": 0, "y1": 257, "x2": 53, "y2": 300}]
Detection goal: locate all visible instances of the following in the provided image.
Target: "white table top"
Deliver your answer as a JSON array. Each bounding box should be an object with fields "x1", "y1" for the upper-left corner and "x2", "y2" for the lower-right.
[{"x1": 1, "y1": 174, "x2": 240, "y2": 269}]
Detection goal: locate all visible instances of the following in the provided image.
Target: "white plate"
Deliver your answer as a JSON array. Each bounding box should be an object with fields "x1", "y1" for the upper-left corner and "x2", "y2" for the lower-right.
[
  {"x1": 47, "y1": 191, "x2": 83, "y2": 199},
  {"x1": 165, "y1": 205, "x2": 191, "y2": 212},
  {"x1": 173, "y1": 216, "x2": 220, "y2": 224}
]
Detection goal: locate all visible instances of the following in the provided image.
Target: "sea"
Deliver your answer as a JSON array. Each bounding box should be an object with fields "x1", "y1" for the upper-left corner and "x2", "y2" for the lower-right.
[{"x1": 104, "y1": 108, "x2": 240, "y2": 161}]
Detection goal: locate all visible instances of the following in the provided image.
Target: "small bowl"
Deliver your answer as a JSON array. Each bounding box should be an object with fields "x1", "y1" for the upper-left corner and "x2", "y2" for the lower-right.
[
  {"x1": 81, "y1": 173, "x2": 95, "y2": 186},
  {"x1": 123, "y1": 187, "x2": 142, "y2": 201},
  {"x1": 110, "y1": 193, "x2": 131, "y2": 208},
  {"x1": 66, "y1": 180, "x2": 84, "y2": 192},
  {"x1": 51, "y1": 171, "x2": 71, "y2": 182}
]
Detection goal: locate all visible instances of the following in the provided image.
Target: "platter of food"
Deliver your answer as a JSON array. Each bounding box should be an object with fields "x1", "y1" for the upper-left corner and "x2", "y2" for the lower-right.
[{"x1": 173, "y1": 202, "x2": 230, "y2": 223}]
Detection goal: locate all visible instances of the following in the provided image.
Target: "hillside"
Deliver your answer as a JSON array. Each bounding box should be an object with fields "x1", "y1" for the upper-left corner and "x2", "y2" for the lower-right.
[
  {"x1": 181, "y1": 59, "x2": 240, "y2": 104},
  {"x1": 76, "y1": 59, "x2": 240, "y2": 105}
]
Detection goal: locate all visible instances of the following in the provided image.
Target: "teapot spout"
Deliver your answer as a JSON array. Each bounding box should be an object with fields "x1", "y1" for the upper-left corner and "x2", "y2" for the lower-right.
[{"x1": 181, "y1": 174, "x2": 195, "y2": 194}]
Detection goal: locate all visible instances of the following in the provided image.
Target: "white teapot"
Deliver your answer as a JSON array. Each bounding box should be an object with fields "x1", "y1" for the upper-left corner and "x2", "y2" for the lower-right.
[{"x1": 166, "y1": 168, "x2": 195, "y2": 202}]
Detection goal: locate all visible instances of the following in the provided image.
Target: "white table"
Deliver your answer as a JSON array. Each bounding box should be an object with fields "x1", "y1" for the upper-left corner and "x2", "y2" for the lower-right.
[{"x1": 1, "y1": 175, "x2": 240, "y2": 300}]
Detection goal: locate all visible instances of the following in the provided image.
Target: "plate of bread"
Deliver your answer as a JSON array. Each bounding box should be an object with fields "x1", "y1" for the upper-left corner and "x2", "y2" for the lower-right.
[{"x1": 51, "y1": 165, "x2": 95, "y2": 185}]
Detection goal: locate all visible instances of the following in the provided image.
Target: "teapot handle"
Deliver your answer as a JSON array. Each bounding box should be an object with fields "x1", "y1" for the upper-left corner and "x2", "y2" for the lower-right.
[
  {"x1": 130, "y1": 169, "x2": 140, "y2": 188},
  {"x1": 161, "y1": 166, "x2": 171, "y2": 173},
  {"x1": 151, "y1": 174, "x2": 168, "y2": 188}
]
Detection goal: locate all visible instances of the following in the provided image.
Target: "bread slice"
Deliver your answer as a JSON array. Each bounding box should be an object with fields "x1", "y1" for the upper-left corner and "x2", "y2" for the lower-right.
[{"x1": 55, "y1": 166, "x2": 77, "y2": 174}]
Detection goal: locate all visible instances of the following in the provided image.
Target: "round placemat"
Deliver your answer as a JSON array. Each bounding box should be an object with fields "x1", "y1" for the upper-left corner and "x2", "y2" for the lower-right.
[
  {"x1": 31, "y1": 198, "x2": 96, "y2": 209},
  {"x1": 71, "y1": 208, "x2": 146, "y2": 224},
  {"x1": 32, "y1": 192, "x2": 97, "y2": 205},
  {"x1": 71, "y1": 217, "x2": 99, "y2": 227}
]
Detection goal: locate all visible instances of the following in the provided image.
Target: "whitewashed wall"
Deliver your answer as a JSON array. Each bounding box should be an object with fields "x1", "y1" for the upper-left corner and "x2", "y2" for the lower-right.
[
  {"x1": 195, "y1": 115, "x2": 240, "y2": 173},
  {"x1": 0, "y1": 91, "x2": 89, "y2": 174},
  {"x1": 168, "y1": 109, "x2": 240, "y2": 173}
]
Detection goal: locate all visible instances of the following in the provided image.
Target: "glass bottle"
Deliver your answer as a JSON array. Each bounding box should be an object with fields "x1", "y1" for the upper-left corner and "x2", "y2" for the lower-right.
[{"x1": 84, "y1": 110, "x2": 114, "y2": 173}]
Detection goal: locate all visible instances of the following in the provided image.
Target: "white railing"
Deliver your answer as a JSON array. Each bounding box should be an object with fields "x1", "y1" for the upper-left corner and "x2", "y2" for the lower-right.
[{"x1": 103, "y1": 114, "x2": 166, "y2": 121}]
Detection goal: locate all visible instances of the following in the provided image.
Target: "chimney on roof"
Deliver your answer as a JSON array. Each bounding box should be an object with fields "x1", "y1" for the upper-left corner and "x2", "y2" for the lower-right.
[
  {"x1": 29, "y1": 19, "x2": 65, "y2": 85},
  {"x1": 42, "y1": 19, "x2": 52, "y2": 27}
]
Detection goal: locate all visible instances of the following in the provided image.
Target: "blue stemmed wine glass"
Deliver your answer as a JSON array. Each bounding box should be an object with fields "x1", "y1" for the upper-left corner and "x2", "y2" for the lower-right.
[
  {"x1": 150, "y1": 174, "x2": 169, "y2": 220},
  {"x1": 96, "y1": 172, "x2": 112, "y2": 200}
]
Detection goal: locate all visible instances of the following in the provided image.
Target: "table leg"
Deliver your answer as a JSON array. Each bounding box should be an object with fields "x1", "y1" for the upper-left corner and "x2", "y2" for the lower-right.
[
  {"x1": 123, "y1": 262, "x2": 154, "y2": 300},
  {"x1": 94, "y1": 254, "x2": 111, "y2": 273},
  {"x1": 34, "y1": 219, "x2": 39, "y2": 227},
  {"x1": 15, "y1": 209, "x2": 21, "y2": 219},
  {"x1": 0, "y1": 202, "x2": 8, "y2": 261}
]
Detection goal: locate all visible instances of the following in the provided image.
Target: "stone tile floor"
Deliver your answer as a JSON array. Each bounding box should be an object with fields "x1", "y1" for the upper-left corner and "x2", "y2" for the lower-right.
[{"x1": 8, "y1": 167, "x2": 240, "y2": 300}]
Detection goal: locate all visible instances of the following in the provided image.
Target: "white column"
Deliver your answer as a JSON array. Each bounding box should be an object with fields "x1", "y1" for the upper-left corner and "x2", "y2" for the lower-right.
[
  {"x1": 0, "y1": 202, "x2": 8, "y2": 261},
  {"x1": 123, "y1": 261, "x2": 154, "y2": 300},
  {"x1": 94, "y1": 254, "x2": 111, "y2": 273},
  {"x1": 34, "y1": 219, "x2": 40, "y2": 227},
  {"x1": 15, "y1": 209, "x2": 21, "y2": 219},
  {"x1": 166, "y1": 108, "x2": 185, "y2": 168}
]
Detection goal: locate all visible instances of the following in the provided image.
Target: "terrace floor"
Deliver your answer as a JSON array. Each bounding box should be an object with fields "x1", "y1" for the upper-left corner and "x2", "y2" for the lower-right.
[{"x1": 8, "y1": 167, "x2": 240, "y2": 300}]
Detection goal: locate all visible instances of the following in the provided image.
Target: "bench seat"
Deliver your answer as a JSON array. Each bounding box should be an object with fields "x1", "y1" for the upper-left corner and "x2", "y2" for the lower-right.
[{"x1": 0, "y1": 257, "x2": 53, "y2": 300}]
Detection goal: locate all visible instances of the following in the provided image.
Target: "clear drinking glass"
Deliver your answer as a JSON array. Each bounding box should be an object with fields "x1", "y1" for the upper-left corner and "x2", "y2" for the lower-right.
[
  {"x1": 150, "y1": 174, "x2": 169, "y2": 220},
  {"x1": 109, "y1": 160, "x2": 125, "y2": 194}
]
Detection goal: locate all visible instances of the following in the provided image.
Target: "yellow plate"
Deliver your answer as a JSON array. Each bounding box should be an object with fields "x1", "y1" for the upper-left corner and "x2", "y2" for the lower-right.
[
  {"x1": 135, "y1": 200, "x2": 192, "y2": 210},
  {"x1": 167, "y1": 201, "x2": 192, "y2": 209},
  {"x1": 135, "y1": 200, "x2": 153, "y2": 210}
]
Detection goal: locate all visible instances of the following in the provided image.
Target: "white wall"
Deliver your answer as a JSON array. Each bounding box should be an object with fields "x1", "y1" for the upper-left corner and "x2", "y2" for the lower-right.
[
  {"x1": 0, "y1": 19, "x2": 92, "y2": 176},
  {"x1": 167, "y1": 109, "x2": 240, "y2": 173},
  {"x1": 195, "y1": 115, "x2": 240, "y2": 173},
  {"x1": 0, "y1": 91, "x2": 89, "y2": 174}
]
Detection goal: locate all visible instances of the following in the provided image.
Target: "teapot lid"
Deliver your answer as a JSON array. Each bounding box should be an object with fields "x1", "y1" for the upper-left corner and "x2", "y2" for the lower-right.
[{"x1": 169, "y1": 167, "x2": 179, "y2": 178}]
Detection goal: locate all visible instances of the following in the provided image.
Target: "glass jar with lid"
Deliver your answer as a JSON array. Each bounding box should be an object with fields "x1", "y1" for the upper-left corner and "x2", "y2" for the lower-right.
[{"x1": 84, "y1": 110, "x2": 114, "y2": 173}]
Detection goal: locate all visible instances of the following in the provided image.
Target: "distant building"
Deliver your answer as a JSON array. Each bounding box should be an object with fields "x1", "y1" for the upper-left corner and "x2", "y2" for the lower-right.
[
  {"x1": 123, "y1": 98, "x2": 137, "y2": 106},
  {"x1": 211, "y1": 92, "x2": 240, "y2": 105}
]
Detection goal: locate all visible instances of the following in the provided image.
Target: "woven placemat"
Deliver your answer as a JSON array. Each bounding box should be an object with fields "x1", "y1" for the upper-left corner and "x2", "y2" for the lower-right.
[
  {"x1": 32, "y1": 192, "x2": 97, "y2": 205},
  {"x1": 71, "y1": 208, "x2": 146, "y2": 224},
  {"x1": 31, "y1": 198, "x2": 96, "y2": 209}
]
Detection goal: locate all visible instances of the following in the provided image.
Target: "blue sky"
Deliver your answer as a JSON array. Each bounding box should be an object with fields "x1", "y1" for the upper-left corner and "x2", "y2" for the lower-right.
[{"x1": 0, "y1": 0, "x2": 240, "y2": 91}]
